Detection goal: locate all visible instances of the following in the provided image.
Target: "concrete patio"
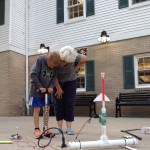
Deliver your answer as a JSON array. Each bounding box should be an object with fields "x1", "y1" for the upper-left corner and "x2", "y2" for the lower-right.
[{"x1": 0, "y1": 116, "x2": 149, "y2": 150}]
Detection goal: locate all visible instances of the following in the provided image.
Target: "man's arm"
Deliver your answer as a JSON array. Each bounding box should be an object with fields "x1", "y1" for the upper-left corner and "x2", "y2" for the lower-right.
[{"x1": 55, "y1": 78, "x2": 64, "y2": 99}]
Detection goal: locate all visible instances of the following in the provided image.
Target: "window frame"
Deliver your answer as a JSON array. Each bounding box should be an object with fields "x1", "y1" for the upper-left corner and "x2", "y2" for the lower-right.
[
  {"x1": 64, "y1": 0, "x2": 86, "y2": 24},
  {"x1": 129, "y1": 0, "x2": 150, "y2": 9},
  {"x1": 76, "y1": 47, "x2": 87, "y2": 91},
  {"x1": 134, "y1": 53, "x2": 150, "y2": 88},
  {"x1": 76, "y1": 66, "x2": 86, "y2": 91}
]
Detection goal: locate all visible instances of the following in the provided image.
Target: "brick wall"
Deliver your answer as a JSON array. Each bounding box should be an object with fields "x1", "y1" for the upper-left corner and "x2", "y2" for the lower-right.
[
  {"x1": 28, "y1": 36, "x2": 150, "y2": 117},
  {"x1": 0, "y1": 35, "x2": 150, "y2": 117},
  {"x1": 0, "y1": 51, "x2": 25, "y2": 116},
  {"x1": 87, "y1": 36, "x2": 150, "y2": 117}
]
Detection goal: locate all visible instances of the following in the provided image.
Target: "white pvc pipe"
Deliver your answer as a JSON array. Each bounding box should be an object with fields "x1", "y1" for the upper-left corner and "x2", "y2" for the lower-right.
[{"x1": 68, "y1": 138, "x2": 138, "y2": 149}]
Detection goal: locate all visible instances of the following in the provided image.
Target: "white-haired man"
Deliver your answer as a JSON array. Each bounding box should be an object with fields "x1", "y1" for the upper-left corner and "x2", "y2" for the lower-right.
[{"x1": 53, "y1": 46, "x2": 87, "y2": 135}]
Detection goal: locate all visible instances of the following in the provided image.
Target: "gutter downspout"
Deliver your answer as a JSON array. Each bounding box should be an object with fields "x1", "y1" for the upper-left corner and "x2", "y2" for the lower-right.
[
  {"x1": 25, "y1": 0, "x2": 29, "y2": 115},
  {"x1": 9, "y1": 0, "x2": 12, "y2": 45}
]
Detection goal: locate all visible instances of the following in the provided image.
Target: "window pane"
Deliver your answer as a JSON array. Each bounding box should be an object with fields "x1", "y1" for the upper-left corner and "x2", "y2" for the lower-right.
[
  {"x1": 79, "y1": 4, "x2": 83, "y2": 11},
  {"x1": 144, "y1": 57, "x2": 150, "y2": 63},
  {"x1": 79, "y1": 10, "x2": 83, "y2": 16},
  {"x1": 68, "y1": 13, "x2": 73, "y2": 19},
  {"x1": 132, "y1": 0, "x2": 148, "y2": 4},
  {"x1": 145, "y1": 64, "x2": 150, "y2": 70},
  {"x1": 137, "y1": 56, "x2": 150, "y2": 85},
  {"x1": 74, "y1": 12, "x2": 78, "y2": 18},
  {"x1": 68, "y1": 0, "x2": 72, "y2": 6},
  {"x1": 138, "y1": 57, "x2": 150, "y2": 70},
  {"x1": 138, "y1": 58, "x2": 143, "y2": 64},
  {"x1": 144, "y1": 57, "x2": 150, "y2": 69},
  {"x1": 78, "y1": 0, "x2": 83, "y2": 4},
  {"x1": 138, "y1": 71, "x2": 150, "y2": 84},
  {"x1": 68, "y1": 7, "x2": 73, "y2": 13},
  {"x1": 74, "y1": 6, "x2": 78, "y2": 12},
  {"x1": 138, "y1": 64, "x2": 144, "y2": 70},
  {"x1": 73, "y1": 0, "x2": 78, "y2": 5},
  {"x1": 138, "y1": 58, "x2": 144, "y2": 70}
]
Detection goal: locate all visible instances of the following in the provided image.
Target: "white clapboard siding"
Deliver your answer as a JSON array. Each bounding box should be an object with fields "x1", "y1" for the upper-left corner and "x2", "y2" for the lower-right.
[
  {"x1": 28, "y1": 0, "x2": 57, "y2": 53},
  {"x1": 1, "y1": 0, "x2": 149, "y2": 54},
  {"x1": 28, "y1": 0, "x2": 150, "y2": 55},
  {"x1": 10, "y1": 0, "x2": 25, "y2": 52},
  {"x1": 0, "y1": 0, "x2": 9, "y2": 47}
]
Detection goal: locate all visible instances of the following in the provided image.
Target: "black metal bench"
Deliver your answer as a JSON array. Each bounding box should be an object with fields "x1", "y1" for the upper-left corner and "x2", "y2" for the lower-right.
[
  {"x1": 40, "y1": 94, "x2": 98, "y2": 117},
  {"x1": 115, "y1": 92, "x2": 150, "y2": 118},
  {"x1": 75, "y1": 94, "x2": 98, "y2": 117}
]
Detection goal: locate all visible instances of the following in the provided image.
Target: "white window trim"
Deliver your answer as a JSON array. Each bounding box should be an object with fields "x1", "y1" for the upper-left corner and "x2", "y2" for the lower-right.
[
  {"x1": 129, "y1": 0, "x2": 150, "y2": 9},
  {"x1": 64, "y1": 0, "x2": 86, "y2": 24},
  {"x1": 134, "y1": 54, "x2": 150, "y2": 88},
  {"x1": 77, "y1": 88, "x2": 86, "y2": 91}
]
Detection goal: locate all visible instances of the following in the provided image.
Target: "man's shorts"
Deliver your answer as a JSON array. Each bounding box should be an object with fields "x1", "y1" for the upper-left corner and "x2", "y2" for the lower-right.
[{"x1": 31, "y1": 97, "x2": 51, "y2": 107}]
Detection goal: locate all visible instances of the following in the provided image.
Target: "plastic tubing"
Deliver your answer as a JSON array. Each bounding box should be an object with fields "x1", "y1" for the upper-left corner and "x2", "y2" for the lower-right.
[{"x1": 68, "y1": 138, "x2": 138, "y2": 149}]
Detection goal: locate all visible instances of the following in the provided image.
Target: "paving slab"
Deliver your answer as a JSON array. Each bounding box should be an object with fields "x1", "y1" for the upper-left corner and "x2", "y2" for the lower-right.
[{"x1": 0, "y1": 116, "x2": 149, "y2": 150}]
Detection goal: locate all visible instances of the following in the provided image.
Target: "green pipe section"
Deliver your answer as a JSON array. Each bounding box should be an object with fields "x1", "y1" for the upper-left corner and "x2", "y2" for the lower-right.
[{"x1": 99, "y1": 113, "x2": 106, "y2": 125}]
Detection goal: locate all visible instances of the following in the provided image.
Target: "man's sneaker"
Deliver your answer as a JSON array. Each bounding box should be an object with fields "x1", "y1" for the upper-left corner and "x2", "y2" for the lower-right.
[
  {"x1": 55, "y1": 129, "x2": 63, "y2": 135},
  {"x1": 34, "y1": 129, "x2": 41, "y2": 139},
  {"x1": 66, "y1": 129, "x2": 76, "y2": 135}
]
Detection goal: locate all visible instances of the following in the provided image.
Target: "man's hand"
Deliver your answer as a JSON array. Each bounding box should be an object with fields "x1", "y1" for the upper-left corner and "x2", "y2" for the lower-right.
[
  {"x1": 48, "y1": 87, "x2": 53, "y2": 93},
  {"x1": 55, "y1": 88, "x2": 64, "y2": 99}
]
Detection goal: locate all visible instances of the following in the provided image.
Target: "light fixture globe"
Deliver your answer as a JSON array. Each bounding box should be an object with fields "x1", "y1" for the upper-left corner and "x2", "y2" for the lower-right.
[
  {"x1": 37, "y1": 43, "x2": 49, "y2": 54},
  {"x1": 98, "y1": 31, "x2": 110, "y2": 43}
]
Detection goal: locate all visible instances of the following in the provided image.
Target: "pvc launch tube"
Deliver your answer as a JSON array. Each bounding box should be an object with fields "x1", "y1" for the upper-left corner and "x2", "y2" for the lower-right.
[{"x1": 68, "y1": 138, "x2": 138, "y2": 149}]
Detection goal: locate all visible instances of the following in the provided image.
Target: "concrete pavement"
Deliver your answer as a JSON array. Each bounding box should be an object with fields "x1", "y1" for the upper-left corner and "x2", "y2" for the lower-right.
[{"x1": 0, "y1": 116, "x2": 149, "y2": 150}]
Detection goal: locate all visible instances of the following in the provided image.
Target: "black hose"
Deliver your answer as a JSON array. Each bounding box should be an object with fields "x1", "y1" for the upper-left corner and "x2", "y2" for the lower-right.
[{"x1": 38, "y1": 127, "x2": 67, "y2": 148}]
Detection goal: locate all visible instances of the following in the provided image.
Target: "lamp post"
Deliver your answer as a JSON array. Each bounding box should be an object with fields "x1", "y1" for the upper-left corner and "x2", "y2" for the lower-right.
[
  {"x1": 37, "y1": 43, "x2": 49, "y2": 54},
  {"x1": 97, "y1": 31, "x2": 110, "y2": 43}
]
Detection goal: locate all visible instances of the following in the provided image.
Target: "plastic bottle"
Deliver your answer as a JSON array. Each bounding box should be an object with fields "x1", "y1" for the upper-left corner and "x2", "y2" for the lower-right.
[{"x1": 140, "y1": 126, "x2": 150, "y2": 134}]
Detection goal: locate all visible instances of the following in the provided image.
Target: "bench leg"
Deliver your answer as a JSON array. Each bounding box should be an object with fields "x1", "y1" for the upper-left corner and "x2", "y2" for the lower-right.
[
  {"x1": 93, "y1": 103, "x2": 98, "y2": 118},
  {"x1": 89, "y1": 105, "x2": 92, "y2": 117},
  {"x1": 116, "y1": 105, "x2": 118, "y2": 118},
  {"x1": 116, "y1": 105, "x2": 121, "y2": 118},
  {"x1": 119, "y1": 106, "x2": 121, "y2": 117},
  {"x1": 90, "y1": 104, "x2": 98, "y2": 118}
]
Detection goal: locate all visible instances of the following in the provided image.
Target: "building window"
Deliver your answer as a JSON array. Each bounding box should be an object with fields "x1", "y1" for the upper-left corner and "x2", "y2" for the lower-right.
[
  {"x1": 129, "y1": 0, "x2": 150, "y2": 8},
  {"x1": 57, "y1": 0, "x2": 95, "y2": 24},
  {"x1": 132, "y1": 0, "x2": 148, "y2": 4},
  {"x1": 64, "y1": 0, "x2": 86, "y2": 23},
  {"x1": 68, "y1": 0, "x2": 83, "y2": 19},
  {"x1": 134, "y1": 54, "x2": 150, "y2": 88},
  {"x1": 76, "y1": 48, "x2": 87, "y2": 91}
]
